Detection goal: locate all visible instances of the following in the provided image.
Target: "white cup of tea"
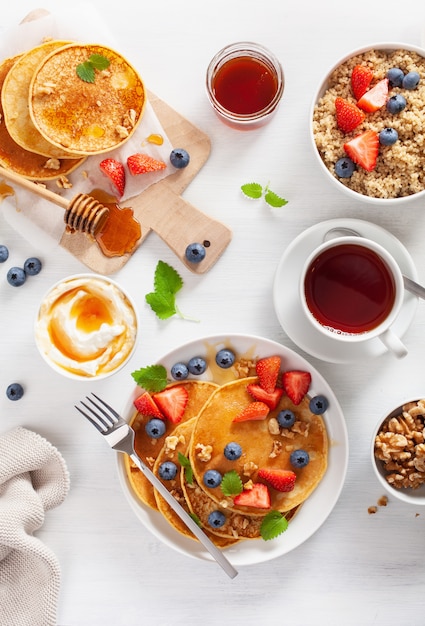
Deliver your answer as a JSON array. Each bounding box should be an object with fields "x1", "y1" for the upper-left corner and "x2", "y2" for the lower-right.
[{"x1": 299, "y1": 236, "x2": 407, "y2": 358}]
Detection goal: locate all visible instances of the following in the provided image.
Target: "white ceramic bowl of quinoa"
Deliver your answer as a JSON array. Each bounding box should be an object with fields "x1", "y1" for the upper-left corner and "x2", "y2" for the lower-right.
[{"x1": 310, "y1": 42, "x2": 425, "y2": 205}]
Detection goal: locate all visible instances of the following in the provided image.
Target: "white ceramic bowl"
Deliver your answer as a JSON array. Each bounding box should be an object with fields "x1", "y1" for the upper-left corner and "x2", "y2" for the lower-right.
[
  {"x1": 371, "y1": 397, "x2": 425, "y2": 505},
  {"x1": 116, "y1": 333, "x2": 349, "y2": 565},
  {"x1": 34, "y1": 273, "x2": 139, "y2": 381},
  {"x1": 310, "y1": 42, "x2": 425, "y2": 206}
]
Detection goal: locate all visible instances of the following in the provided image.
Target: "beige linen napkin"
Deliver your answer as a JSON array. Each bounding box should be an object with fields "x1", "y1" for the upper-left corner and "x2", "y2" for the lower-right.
[{"x1": 0, "y1": 427, "x2": 70, "y2": 626}]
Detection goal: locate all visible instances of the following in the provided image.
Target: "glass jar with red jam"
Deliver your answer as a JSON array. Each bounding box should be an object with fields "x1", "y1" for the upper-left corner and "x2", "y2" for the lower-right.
[{"x1": 206, "y1": 42, "x2": 284, "y2": 129}]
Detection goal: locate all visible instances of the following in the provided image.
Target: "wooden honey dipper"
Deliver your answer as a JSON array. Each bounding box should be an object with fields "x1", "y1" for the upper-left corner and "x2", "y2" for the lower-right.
[{"x1": 0, "y1": 165, "x2": 110, "y2": 237}]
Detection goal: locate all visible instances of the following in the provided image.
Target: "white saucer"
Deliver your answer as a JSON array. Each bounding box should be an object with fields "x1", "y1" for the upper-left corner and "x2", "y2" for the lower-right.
[{"x1": 273, "y1": 218, "x2": 418, "y2": 363}]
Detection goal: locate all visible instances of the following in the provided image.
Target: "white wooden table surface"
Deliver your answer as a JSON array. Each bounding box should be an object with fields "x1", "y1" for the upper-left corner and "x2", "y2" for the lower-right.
[{"x1": 2, "y1": 1, "x2": 425, "y2": 624}]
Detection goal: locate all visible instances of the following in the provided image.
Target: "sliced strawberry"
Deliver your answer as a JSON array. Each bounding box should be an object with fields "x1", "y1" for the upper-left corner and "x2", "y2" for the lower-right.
[
  {"x1": 335, "y1": 97, "x2": 365, "y2": 133},
  {"x1": 246, "y1": 383, "x2": 284, "y2": 410},
  {"x1": 134, "y1": 391, "x2": 165, "y2": 419},
  {"x1": 233, "y1": 401, "x2": 270, "y2": 422},
  {"x1": 344, "y1": 130, "x2": 379, "y2": 172},
  {"x1": 99, "y1": 158, "x2": 126, "y2": 196},
  {"x1": 351, "y1": 65, "x2": 374, "y2": 100},
  {"x1": 127, "y1": 153, "x2": 167, "y2": 175},
  {"x1": 258, "y1": 468, "x2": 297, "y2": 492},
  {"x1": 357, "y1": 78, "x2": 389, "y2": 112},
  {"x1": 256, "y1": 356, "x2": 281, "y2": 393},
  {"x1": 233, "y1": 483, "x2": 271, "y2": 509},
  {"x1": 152, "y1": 385, "x2": 188, "y2": 423},
  {"x1": 282, "y1": 370, "x2": 312, "y2": 405}
]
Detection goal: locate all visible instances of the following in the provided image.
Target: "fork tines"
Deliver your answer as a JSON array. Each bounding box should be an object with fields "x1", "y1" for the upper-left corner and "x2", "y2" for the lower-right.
[{"x1": 75, "y1": 393, "x2": 119, "y2": 433}]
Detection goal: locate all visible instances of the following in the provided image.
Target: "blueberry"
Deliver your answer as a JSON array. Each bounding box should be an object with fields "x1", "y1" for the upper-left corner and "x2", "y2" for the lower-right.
[
  {"x1": 185, "y1": 242, "x2": 206, "y2": 263},
  {"x1": 0, "y1": 245, "x2": 9, "y2": 263},
  {"x1": 187, "y1": 356, "x2": 207, "y2": 375},
  {"x1": 215, "y1": 348, "x2": 235, "y2": 369},
  {"x1": 386, "y1": 94, "x2": 406, "y2": 114},
  {"x1": 224, "y1": 442, "x2": 242, "y2": 460},
  {"x1": 24, "y1": 257, "x2": 42, "y2": 276},
  {"x1": 7, "y1": 267, "x2": 26, "y2": 287},
  {"x1": 208, "y1": 510, "x2": 226, "y2": 528},
  {"x1": 145, "y1": 418, "x2": 166, "y2": 438},
  {"x1": 203, "y1": 469, "x2": 222, "y2": 488},
  {"x1": 158, "y1": 461, "x2": 178, "y2": 480},
  {"x1": 171, "y1": 362, "x2": 189, "y2": 380},
  {"x1": 309, "y1": 395, "x2": 329, "y2": 414},
  {"x1": 379, "y1": 127, "x2": 399, "y2": 146},
  {"x1": 290, "y1": 449, "x2": 310, "y2": 469},
  {"x1": 170, "y1": 148, "x2": 190, "y2": 169},
  {"x1": 334, "y1": 157, "x2": 356, "y2": 179},
  {"x1": 6, "y1": 383, "x2": 24, "y2": 401},
  {"x1": 402, "y1": 71, "x2": 420, "y2": 90},
  {"x1": 277, "y1": 409, "x2": 296, "y2": 429},
  {"x1": 386, "y1": 67, "x2": 404, "y2": 87}
]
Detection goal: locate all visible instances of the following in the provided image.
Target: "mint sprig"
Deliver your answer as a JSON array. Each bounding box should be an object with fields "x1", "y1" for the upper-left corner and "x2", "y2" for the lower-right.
[
  {"x1": 220, "y1": 470, "x2": 243, "y2": 496},
  {"x1": 241, "y1": 182, "x2": 288, "y2": 207},
  {"x1": 76, "y1": 54, "x2": 110, "y2": 83},
  {"x1": 145, "y1": 260, "x2": 198, "y2": 321},
  {"x1": 178, "y1": 452, "x2": 194, "y2": 485},
  {"x1": 260, "y1": 510, "x2": 289, "y2": 541},
  {"x1": 131, "y1": 364, "x2": 168, "y2": 392}
]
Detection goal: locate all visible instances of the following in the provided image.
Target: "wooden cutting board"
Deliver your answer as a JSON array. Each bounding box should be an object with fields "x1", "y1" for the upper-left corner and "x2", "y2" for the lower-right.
[{"x1": 59, "y1": 90, "x2": 232, "y2": 274}]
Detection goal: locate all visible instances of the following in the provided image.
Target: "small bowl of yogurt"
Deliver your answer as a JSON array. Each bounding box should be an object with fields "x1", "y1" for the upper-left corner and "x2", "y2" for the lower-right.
[{"x1": 34, "y1": 273, "x2": 138, "y2": 380}]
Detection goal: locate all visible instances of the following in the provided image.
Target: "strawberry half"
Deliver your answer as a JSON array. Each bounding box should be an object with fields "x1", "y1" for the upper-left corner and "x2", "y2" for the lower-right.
[
  {"x1": 134, "y1": 391, "x2": 164, "y2": 419},
  {"x1": 256, "y1": 356, "x2": 281, "y2": 393},
  {"x1": 233, "y1": 401, "x2": 270, "y2": 422},
  {"x1": 335, "y1": 97, "x2": 365, "y2": 133},
  {"x1": 344, "y1": 130, "x2": 379, "y2": 172},
  {"x1": 351, "y1": 65, "x2": 373, "y2": 100},
  {"x1": 258, "y1": 468, "x2": 297, "y2": 492},
  {"x1": 246, "y1": 383, "x2": 284, "y2": 410},
  {"x1": 99, "y1": 158, "x2": 126, "y2": 196},
  {"x1": 233, "y1": 483, "x2": 271, "y2": 509},
  {"x1": 152, "y1": 385, "x2": 188, "y2": 423},
  {"x1": 282, "y1": 370, "x2": 312, "y2": 405},
  {"x1": 357, "y1": 78, "x2": 389, "y2": 112},
  {"x1": 127, "y1": 153, "x2": 167, "y2": 175}
]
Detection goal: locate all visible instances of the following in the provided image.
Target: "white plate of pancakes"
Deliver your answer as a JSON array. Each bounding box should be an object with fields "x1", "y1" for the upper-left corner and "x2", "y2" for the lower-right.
[{"x1": 116, "y1": 334, "x2": 349, "y2": 566}]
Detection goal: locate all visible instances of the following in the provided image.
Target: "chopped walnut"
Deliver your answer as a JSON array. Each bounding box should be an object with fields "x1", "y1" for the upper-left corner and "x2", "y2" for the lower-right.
[
  {"x1": 374, "y1": 400, "x2": 425, "y2": 489},
  {"x1": 146, "y1": 456, "x2": 155, "y2": 468},
  {"x1": 269, "y1": 440, "x2": 282, "y2": 458},
  {"x1": 268, "y1": 417, "x2": 280, "y2": 435},
  {"x1": 44, "y1": 158, "x2": 61, "y2": 171},
  {"x1": 233, "y1": 358, "x2": 256, "y2": 379},
  {"x1": 195, "y1": 442, "x2": 213, "y2": 462},
  {"x1": 36, "y1": 82, "x2": 57, "y2": 95},
  {"x1": 368, "y1": 506, "x2": 378, "y2": 514},
  {"x1": 242, "y1": 461, "x2": 258, "y2": 476},
  {"x1": 377, "y1": 495, "x2": 388, "y2": 507},
  {"x1": 115, "y1": 124, "x2": 129, "y2": 139},
  {"x1": 292, "y1": 421, "x2": 310, "y2": 437},
  {"x1": 123, "y1": 109, "x2": 137, "y2": 128},
  {"x1": 55, "y1": 175, "x2": 72, "y2": 189},
  {"x1": 164, "y1": 434, "x2": 185, "y2": 454},
  {"x1": 243, "y1": 479, "x2": 254, "y2": 490}
]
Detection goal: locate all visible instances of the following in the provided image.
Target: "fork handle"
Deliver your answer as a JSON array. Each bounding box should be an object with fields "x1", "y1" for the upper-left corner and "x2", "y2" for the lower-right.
[{"x1": 129, "y1": 453, "x2": 238, "y2": 579}]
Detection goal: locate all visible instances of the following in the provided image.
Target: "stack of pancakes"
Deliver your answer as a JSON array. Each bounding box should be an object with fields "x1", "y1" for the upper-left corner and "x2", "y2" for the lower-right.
[
  {"x1": 125, "y1": 371, "x2": 328, "y2": 548},
  {"x1": 0, "y1": 40, "x2": 145, "y2": 180}
]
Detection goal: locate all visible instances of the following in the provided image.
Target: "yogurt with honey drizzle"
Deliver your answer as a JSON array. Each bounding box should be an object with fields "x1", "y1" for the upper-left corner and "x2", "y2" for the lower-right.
[{"x1": 35, "y1": 274, "x2": 137, "y2": 378}]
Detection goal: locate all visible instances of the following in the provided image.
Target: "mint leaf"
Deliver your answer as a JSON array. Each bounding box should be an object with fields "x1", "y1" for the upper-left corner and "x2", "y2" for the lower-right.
[
  {"x1": 88, "y1": 54, "x2": 110, "y2": 71},
  {"x1": 145, "y1": 290, "x2": 176, "y2": 319},
  {"x1": 76, "y1": 61, "x2": 95, "y2": 83},
  {"x1": 131, "y1": 364, "x2": 168, "y2": 392},
  {"x1": 154, "y1": 260, "x2": 183, "y2": 295},
  {"x1": 260, "y1": 510, "x2": 289, "y2": 541},
  {"x1": 178, "y1": 452, "x2": 193, "y2": 485},
  {"x1": 241, "y1": 182, "x2": 263, "y2": 199},
  {"x1": 189, "y1": 512, "x2": 202, "y2": 527},
  {"x1": 220, "y1": 470, "x2": 243, "y2": 496},
  {"x1": 264, "y1": 189, "x2": 288, "y2": 208}
]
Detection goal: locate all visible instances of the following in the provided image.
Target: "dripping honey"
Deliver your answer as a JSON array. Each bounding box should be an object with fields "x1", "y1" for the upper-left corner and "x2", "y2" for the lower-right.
[{"x1": 90, "y1": 189, "x2": 141, "y2": 257}]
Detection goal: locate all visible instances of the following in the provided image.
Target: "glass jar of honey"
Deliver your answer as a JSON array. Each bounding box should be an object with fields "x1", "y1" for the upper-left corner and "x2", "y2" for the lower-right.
[{"x1": 206, "y1": 42, "x2": 284, "y2": 129}]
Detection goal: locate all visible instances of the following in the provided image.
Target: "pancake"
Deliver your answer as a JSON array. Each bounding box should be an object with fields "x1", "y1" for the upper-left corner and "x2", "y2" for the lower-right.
[
  {"x1": 189, "y1": 377, "x2": 328, "y2": 516},
  {"x1": 29, "y1": 43, "x2": 146, "y2": 155},
  {"x1": 1, "y1": 40, "x2": 81, "y2": 159},
  {"x1": 152, "y1": 419, "x2": 238, "y2": 548},
  {"x1": 124, "y1": 381, "x2": 218, "y2": 510},
  {"x1": 0, "y1": 55, "x2": 84, "y2": 180}
]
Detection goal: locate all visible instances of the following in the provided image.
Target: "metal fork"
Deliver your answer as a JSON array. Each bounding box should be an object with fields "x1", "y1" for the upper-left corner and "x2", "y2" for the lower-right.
[{"x1": 75, "y1": 393, "x2": 238, "y2": 579}]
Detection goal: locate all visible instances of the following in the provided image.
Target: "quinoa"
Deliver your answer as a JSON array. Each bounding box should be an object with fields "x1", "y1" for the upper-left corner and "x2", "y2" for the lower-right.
[{"x1": 312, "y1": 49, "x2": 425, "y2": 199}]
